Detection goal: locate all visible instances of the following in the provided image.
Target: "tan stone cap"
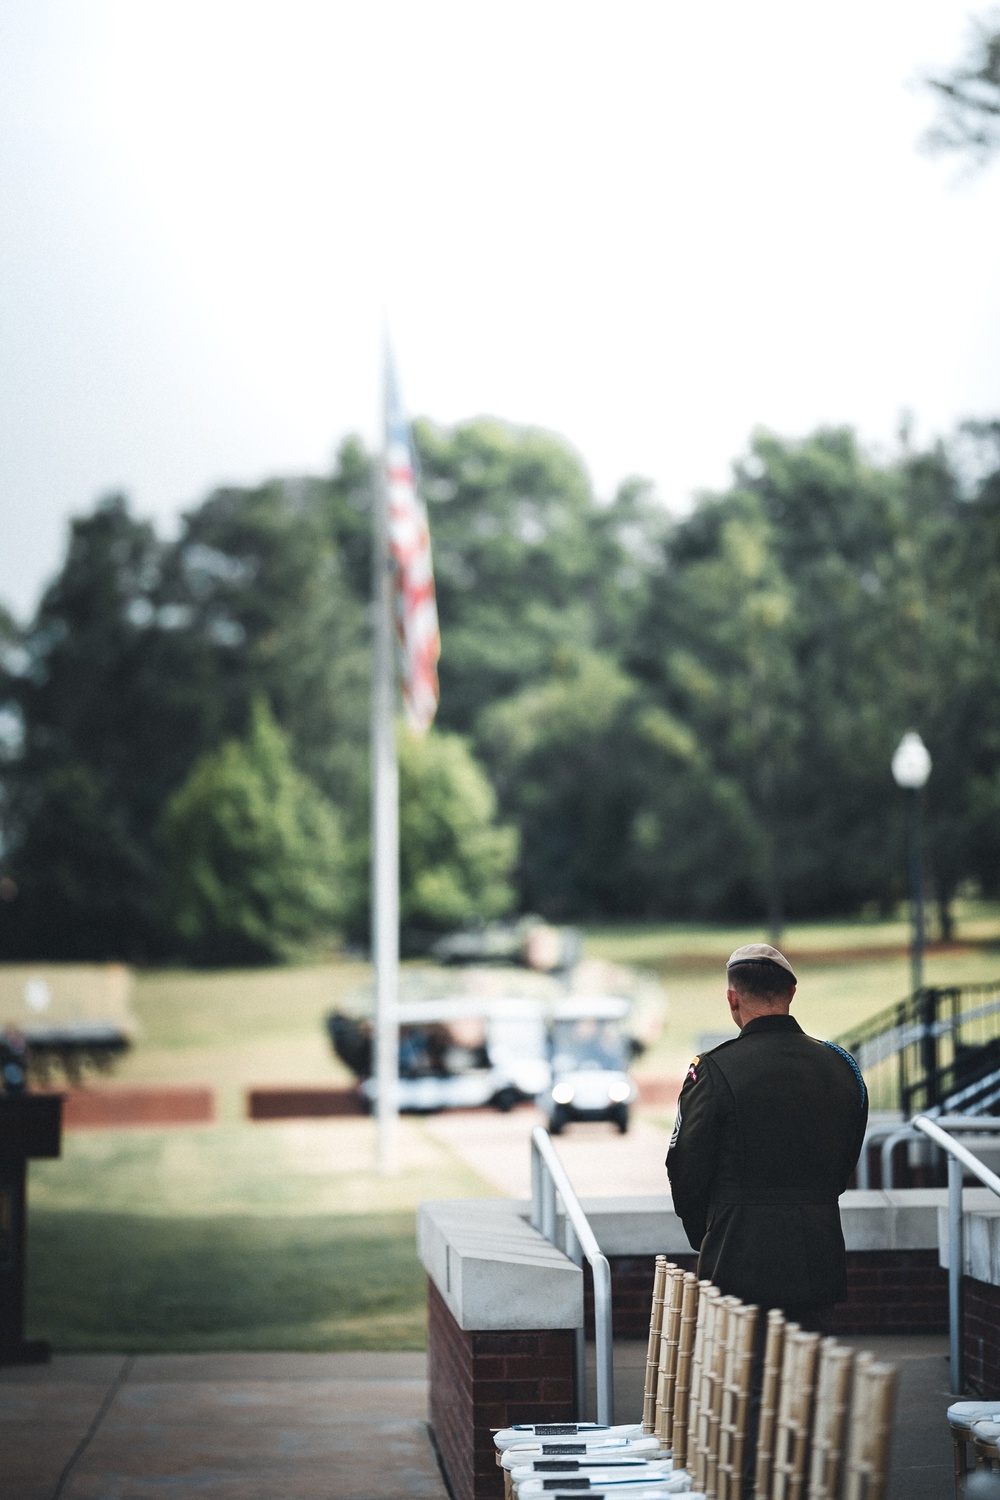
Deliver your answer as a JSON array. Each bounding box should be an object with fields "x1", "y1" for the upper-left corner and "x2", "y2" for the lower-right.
[{"x1": 726, "y1": 942, "x2": 797, "y2": 983}]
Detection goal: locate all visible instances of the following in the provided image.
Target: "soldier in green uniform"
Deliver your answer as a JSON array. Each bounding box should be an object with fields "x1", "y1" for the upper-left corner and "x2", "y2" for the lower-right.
[{"x1": 666, "y1": 943, "x2": 868, "y2": 1329}]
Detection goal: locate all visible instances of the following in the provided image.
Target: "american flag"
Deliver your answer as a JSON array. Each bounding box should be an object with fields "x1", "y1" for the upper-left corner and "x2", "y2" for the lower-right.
[{"x1": 384, "y1": 351, "x2": 440, "y2": 734}]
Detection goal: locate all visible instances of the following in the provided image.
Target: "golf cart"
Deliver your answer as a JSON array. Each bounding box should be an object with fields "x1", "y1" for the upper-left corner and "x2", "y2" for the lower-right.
[{"x1": 543, "y1": 996, "x2": 638, "y2": 1135}]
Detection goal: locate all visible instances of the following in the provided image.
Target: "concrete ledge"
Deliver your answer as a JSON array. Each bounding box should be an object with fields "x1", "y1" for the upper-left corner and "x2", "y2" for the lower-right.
[
  {"x1": 417, "y1": 1199, "x2": 582, "y2": 1330},
  {"x1": 573, "y1": 1196, "x2": 692, "y2": 1256},
  {"x1": 840, "y1": 1189, "x2": 952, "y2": 1251},
  {"x1": 576, "y1": 1190, "x2": 954, "y2": 1255},
  {"x1": 936, "y1": 1191, "x2": 1000, "y2": 1276},
  {"x1": 418, "y1": 1190, "x2": 961, "y2": 1333}
]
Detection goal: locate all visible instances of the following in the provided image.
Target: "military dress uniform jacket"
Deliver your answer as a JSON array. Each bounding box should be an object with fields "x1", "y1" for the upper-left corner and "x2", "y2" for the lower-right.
[{"x1": 666, "y1": 1014, "x2": 868, "y2": 1309}]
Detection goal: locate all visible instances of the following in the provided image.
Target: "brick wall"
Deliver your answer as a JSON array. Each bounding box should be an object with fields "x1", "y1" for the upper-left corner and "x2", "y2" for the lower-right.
[
  {"x1": 427, "y1": 1278, "x2": 576, "y2": 1500},
  {"x1": 582, "y1": 1251, "x2": 948, "y2": 1338},
  {"x1": 962, "y1": 1276, "x2": 1000, "y2": 1397},
  {"x1": 59, "y1": 1087, "x2": 214, "y2": 1128},
  {"x1": 246, "y1": 1087, "x2": 363, "y2": 1119},
  {"x1": 828, "y1": 1250, "x2": 949, "y2": 1335}
]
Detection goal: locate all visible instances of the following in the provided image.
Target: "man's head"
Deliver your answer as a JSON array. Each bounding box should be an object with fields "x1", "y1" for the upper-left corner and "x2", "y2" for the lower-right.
[{"x1": 725, "y1": 943, "x2": 797, "y2": 1028}]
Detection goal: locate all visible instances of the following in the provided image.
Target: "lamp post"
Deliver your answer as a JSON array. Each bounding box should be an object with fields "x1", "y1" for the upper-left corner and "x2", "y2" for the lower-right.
[{"x1": 891, "y1": 731, "x2": 932, "y2": 995}]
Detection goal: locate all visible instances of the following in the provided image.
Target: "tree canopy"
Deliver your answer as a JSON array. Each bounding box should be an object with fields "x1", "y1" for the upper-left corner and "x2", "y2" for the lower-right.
[
  {"x1": 160, "y1": 700, "x2": 346, "y2": 965},
  {"x1": 396, "y1": 727, "x2": 517, "y2": 937},
  {"x1": 925, "y1": 10, "x2": 1000, "y2": 162},
  {"x1": 2, "y1": 415, "x2": 1000, "y2": 961}
]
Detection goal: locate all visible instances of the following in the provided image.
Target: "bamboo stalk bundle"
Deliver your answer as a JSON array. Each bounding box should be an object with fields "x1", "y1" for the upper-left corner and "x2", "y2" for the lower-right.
[
  {"x1": 753, "y1": 1308, "x2": 787, "y2": 1500},
  {"x1": 655, "y1": 1264, "x2": 686, "y2": 1449},
  {"x1": 670, "y1": 1272, "x2": 701, "y2": 1472},
  {"x1": 716, "y1": 1298, "x2": 758, "y2": 1500},
  {"x1": 841, "y1": 1354, "x2": 898, "y2": 1500},
  {"x1": 806, "y1": 1339, "x2": 855, "y2": 1500},
  {"x1": 643, "y1": 1255, "x2": 669, "y2": 1433}
]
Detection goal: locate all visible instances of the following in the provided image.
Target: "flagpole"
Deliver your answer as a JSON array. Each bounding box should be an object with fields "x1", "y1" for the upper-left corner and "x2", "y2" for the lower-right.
[{"x1": 372, "y1": 359, "x2": 400, "y2": 1177}]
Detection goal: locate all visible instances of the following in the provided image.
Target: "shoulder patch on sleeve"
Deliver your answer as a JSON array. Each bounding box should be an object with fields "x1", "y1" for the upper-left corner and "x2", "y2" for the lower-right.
[
  {"x1": 686, "y1": 1056, "x2": 700, "y2": 1084},
  {"x1": 821, "y1": 1040, "x2": 867, "y2": 1101}
]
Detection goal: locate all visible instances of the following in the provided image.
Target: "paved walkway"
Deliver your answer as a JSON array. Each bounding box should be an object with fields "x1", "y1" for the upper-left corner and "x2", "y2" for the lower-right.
[
  {"x1": 3, "y1": 1334, "x2": 956, "y2": 1500},
  {"x1": 0, "y1": 1352, "x2": 447, "y2": 1500},
  {"x1": 425, "y1": 1106, "x2": 674, "y2": 1196}
]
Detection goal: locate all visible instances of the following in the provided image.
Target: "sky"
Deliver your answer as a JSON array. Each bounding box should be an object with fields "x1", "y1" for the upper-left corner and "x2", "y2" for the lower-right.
[{"x1": 2, "y1": 1, "x2": 999, "y2": 621}]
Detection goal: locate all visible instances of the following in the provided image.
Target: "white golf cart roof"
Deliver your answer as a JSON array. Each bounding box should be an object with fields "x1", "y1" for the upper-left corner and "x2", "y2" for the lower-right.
[{"x1": 394, "y1": 993, "x2": 631, "y2": 1025}]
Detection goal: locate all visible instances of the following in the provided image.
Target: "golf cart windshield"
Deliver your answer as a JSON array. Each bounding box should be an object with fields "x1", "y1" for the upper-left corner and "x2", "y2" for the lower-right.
[{"x1": 551, "y1": 1018, "x2": 628, "y2": 1074}]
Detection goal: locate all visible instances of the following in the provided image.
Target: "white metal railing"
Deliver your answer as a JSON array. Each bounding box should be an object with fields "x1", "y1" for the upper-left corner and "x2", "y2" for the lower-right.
[
  {"x1": 912, "y1": 1114, "x2": 1000, "y2": 1392},
  {"x1": 865, "y1": 1115, "x2": 1000, "y2": 1190},
  {"x1": 856, "y1": 1121, "x2": 905, "y2": 1189},
  {"x1": 853, "y1": 996, "x2": 1000, "y2": 1073},
  {"x1": 529, "y1": 1125, "x2": 614, "y2": 1423}
]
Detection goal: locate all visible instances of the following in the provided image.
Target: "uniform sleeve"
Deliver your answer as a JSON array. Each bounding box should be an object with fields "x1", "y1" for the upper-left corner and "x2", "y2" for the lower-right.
[
  {"x1": 666, "y1": 1057, "x2": 722, "y2": 1253},
  {"x1": 822, "y1": 1041, "x2": 870, "y2": 1191},
  {"x1": 846, "y1": 1070, "x2": 869, "y2": 1190}
]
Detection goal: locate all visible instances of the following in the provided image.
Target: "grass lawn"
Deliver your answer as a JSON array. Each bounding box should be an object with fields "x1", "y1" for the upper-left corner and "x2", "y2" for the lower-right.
[
  {"x1": 588, "y1": 906, "x2": 1000, "y2": 1079},
  {"x1": 29, "y1": 1209, "x2": 433, "y2": 1352},
  {"x1": 25, "y1": 905, "x2": 1000, "y2": 1352},
  {"x1": 28, "y1": 956, "x2": 503, "y2": 1352},
  {"x1": 27, "y1": 1115, "x2": 495, "y2": 1352},
  {"x1": 116, "y1": 960, "x2": 368, "y2": 1122},
  {"x1": 584, "y1": 902, "x2": 1000, "y2": 968}
]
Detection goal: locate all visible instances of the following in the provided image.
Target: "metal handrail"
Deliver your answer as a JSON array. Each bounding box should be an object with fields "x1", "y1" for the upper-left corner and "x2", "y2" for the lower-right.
[
  {"x1": 857, "y1": 1115, "x2": 998, "y2": 1188},
  {"x1": 877, "y1": 1115, "x2": 1000, "y2": 1189},
  {"x1": 529, "y1": 1125, "x2": 614, "y2": 1424},
  {"x1": 837, "y1": 980, "x2": 1000, "y2": 1114},
  {"x1": 912, "y1": 1114, "x2": 1000, "y2": 1392},
  {"x1": 856, "y1": 1121, "x2": 905, "y2": 1189},
  {"x1": 841, "y1": 981, "x2": 1000, "y2": 1058}
]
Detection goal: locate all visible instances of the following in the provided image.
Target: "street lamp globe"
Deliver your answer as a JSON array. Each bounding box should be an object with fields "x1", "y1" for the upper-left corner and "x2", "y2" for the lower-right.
[{"x1": 891, "y1": 731, "x2": 932, "y2": 791}]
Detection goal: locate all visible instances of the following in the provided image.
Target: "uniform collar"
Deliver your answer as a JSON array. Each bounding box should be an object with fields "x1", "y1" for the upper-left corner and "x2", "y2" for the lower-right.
[{"x1": 739, "y1": 1013, "x2": 802, "y2": 1036}]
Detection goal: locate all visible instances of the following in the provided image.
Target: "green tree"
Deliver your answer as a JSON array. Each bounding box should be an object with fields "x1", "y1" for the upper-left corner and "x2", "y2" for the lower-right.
[
  {"x1": 478, "y1": 643, "x2": 757, "y2": 922},
  {"x1": 414, "y1": 418, "x2": 664, "y2": 737},
  {"x1": 922, "y1": 428, "x2": 1000, "y2": 929},
  {"x1": 0, "y1": 496, "x2": 184, "y2": 957},
  {"x1": 166, "y1": 475, "x2": 370, "y2": 809},
  {"x1": 0, "y1": 475, "x2": 370, "y2": 960},
  {"x1": 8, "y1": 414, "x2": 1000, "y2": 955},
  {"x1": 160, "y1": 701, "x2": 345, "y2": 964},
  {"x1": 727, "y1": 429, "x2": 912, "y2": 920},
  {"x1": 631, "y1": 425, "x2": 1000, "y2": 936},
  {"x1": 660, "y1": 491, "x2": 801, "y2": 936},
  {"x1": 396, "y1": 727, "x2": 517, "y2": 936},
  {"x1": 749, "y1": 427, "x2": 1000, "y2": 937},
  {"x1": 479, "y1": 652, "x2": 649, "y2": 919},
  {"x1": 925, "y1": 11, "x2": 1000, "y2": 162}
]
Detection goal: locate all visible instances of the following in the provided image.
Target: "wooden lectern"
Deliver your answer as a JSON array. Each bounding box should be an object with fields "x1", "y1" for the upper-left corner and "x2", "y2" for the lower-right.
[{"x1": 0, "y1": 1093, "x2": 62, "y2": 1363}]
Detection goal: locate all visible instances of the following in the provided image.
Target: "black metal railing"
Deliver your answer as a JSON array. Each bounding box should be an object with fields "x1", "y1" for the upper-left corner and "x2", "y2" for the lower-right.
[{"x1": 836, "y1": 980, "x2": 1000, "y2": 1115}]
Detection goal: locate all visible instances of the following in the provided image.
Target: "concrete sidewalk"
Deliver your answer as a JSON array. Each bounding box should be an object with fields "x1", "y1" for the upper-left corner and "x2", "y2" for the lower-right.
[
  {"x1": 0, "y1": 1352, "x2": 448, "y2": 1500},
  {"x1": 0, "y1": 1334, "x2": 957, "y2": 1500}
]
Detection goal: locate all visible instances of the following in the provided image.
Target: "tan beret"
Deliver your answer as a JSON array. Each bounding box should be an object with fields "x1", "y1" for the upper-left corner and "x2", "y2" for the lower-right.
[{"x1": 726, "y1": 943, "x2": 797, "y2": 984}]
